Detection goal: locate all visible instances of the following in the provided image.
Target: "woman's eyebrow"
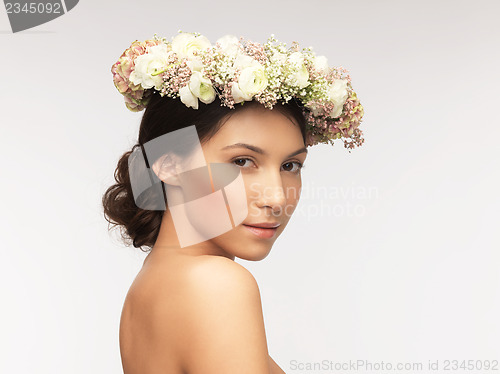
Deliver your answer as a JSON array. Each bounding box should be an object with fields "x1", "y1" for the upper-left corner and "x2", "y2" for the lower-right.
[{"x1": 221, "y1": 143, "x2": 308, "y2": 158}]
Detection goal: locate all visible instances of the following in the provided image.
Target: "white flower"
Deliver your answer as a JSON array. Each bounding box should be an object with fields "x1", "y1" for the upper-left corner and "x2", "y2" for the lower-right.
[
  {"x1": 293, "y1": 65, "x2": 310, "y2": 89},
  {"x1": 328, "y1": 79, "x2": 349, "y2": 118},
  {"x1": 179, "y1": 72, "x2": 216, "y2": 110},
  {"x1": 313, "y1": 55, "x2": 329, "y2": 74},
  {"x1": 189, "y1": 71, "x2": 216, "y2": 104},
  {"x1": 288, "y1": 52, "x2": 304, "y2": 65},
  {"x1": 130, "y1": 44, "x2": 171, "y2": 90},
  {"x1": 270, "y1": 51, "x2": 287, "y2": 64},
  {"x1": 179, "y1": 85, "x2": 198, "y2": 109},
  {"x1": 233, "y1": 54, "x2": 259, "y2": 70},
  {"x1": 232, "y1": 63, "x2": 268, "y2": 103},
  {"x1": 288, "y1": 52, "x2": 310, "y2": 89},
  {"x1": 231, "y1": 84, "x2": 247, "y2": 103},
  {"x1": 172, "y1": 32, "x2": 211, "y2": 60},
  {"x1": 186, "y1": 59, "x2": 204, "y2": 72},
  {"x1": 216, "y1": 35, "x2": 242, "y2": 58}
]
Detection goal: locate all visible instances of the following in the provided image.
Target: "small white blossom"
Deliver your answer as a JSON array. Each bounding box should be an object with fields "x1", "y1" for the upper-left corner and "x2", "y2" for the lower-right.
[
  {"x1": 189, "y1": 71, "x2": 216, "y2": 104},
  {"x1": 288, "y1": 52, "x2": 310, "y2": 89},
  {"x1": 130, "y1": 44, "x2": 171, "y2": 90},
  {"x1": 270, "y1": 51, "x2": 287, "y2": 63},
  {"x1": 233, "y1": 54, "x2": 259, "y2": 70},
  {"x1": 328, "y1": 79, "x2": 349, "y2": 118},
  {"x1": 186, "y1": 59, "x2": 204, "y2": 72},
  {"x1": 216, "y1": 35, "x2": 242, "y2": 58},
  {"x1": 179, "y1": 85, "x2": 198, "y2": 109},
  {"x1": 232, "y1": 63, "x2": 268, "y2": 103},
  {"x1": 172, "y1": 32, "x2": 211, "y2": 60},
  {"x1": 313, "y1": 55, "x2": 329, "y2": 74}
]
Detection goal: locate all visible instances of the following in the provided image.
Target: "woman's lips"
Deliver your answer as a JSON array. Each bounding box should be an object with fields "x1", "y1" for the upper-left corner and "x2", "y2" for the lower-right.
[{"x1": 242, "y1": 224, "x2": 278, "y2": 239}]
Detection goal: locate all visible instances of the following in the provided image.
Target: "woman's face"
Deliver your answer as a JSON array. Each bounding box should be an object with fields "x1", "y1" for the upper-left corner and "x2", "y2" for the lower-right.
[{"x1": 195, "y1": 105, "x2": 308, "y2": 261}]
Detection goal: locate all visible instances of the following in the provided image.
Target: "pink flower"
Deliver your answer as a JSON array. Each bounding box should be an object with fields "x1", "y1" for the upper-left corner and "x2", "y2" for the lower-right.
[{"x1": 111, "y1": 39, "x2": 163, "y2": 108}]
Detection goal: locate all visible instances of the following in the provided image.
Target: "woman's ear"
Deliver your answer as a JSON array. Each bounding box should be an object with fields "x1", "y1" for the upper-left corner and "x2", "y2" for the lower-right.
[{"x1": 151, "y1": 153, "x2": 182, "y2": 186}]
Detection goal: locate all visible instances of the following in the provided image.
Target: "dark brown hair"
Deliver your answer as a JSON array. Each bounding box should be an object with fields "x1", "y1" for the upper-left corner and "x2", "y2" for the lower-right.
[{"x1": 102, "y1": 91, "x2": 306, "y2": 252}]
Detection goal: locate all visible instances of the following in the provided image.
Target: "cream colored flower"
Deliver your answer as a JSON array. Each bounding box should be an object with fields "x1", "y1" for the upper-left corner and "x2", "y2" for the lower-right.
[
  {"x1": 270, "y1": 51, "x2": 287, "y2": 64},
  {"x1": 288, "y1": 52, "x2": 310, "y2": 89},
  {"x1": 172, "y1": 32, "x2": 211, "y2": 60},
  {"x1": 179, "y1": 85, "x2": 198, "y2": 109},
  {"x1": 186, "y1": 59, "x2": 204, "y2": 72},
  {"x1": 129, "y1": 44, "x2": 171, "y2": 90},
  {"x1": 189, "y1": 71, "x2": 216, "y2": 104},
  {"x1": 313, "y1": 55, "x2": 329, "y2": 74},
  {"x1": 216, "y1": 34, "x2": 242, "y2": 58},
  {"x1": 179, "y1": 72, "x2": 216, "y2": 109},
  {"x1": 232, "y1": 63, "x2": 268, "y2": 103},
  {"x1": 328, "y1": 79, "x2": 349, "y2": 118},
  {"x1": 233, "y1": 54, "x2": 258, "y2": 70}
]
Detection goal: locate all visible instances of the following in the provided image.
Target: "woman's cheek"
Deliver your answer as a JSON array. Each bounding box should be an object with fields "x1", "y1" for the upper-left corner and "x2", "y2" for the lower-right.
[
  {"x1": 285, "y1": 181, "x2": 301, "y2": 215},
  {"x1": 243, "y1": 175, "x2": 262, "y2": 201}
]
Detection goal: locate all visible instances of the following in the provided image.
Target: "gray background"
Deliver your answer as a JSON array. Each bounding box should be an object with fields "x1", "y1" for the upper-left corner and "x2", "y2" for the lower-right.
[{"x1": 1, "y1": 0, "x2": 499, "y2": 373}]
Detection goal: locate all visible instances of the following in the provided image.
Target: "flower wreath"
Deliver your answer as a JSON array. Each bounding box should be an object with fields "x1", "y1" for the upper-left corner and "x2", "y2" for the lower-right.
[{"x1": 111, "y1": 31, "x2": 365, "y2": 149}]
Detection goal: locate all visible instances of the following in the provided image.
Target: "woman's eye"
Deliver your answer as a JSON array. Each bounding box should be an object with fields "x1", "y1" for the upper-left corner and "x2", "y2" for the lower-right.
[
  {"x1": 232, "y1": 158, "x2": 303, "y2": 173},
  {"x1": 232, "y1": 158, "x2": 254, "y2": 168},
  {"x1": 282, "y1": 161, "x2": 303, "y2": 173}
]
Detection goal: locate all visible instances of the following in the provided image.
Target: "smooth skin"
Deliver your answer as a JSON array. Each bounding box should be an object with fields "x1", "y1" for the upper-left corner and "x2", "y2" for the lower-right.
[{"x1": 119, "y1": 104, "x2": 308, "y2": 373}]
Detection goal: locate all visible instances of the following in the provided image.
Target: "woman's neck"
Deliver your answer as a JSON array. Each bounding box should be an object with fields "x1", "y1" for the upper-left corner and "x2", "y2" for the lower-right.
[{"x1": 148, "y1": 209, "x2": 235, "y2": 261}]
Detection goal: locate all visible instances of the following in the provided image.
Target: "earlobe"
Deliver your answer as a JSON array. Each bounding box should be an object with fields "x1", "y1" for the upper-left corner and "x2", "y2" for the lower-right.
[{"x1": 152, "y1": 153, "x2": 182, "y2": 186}]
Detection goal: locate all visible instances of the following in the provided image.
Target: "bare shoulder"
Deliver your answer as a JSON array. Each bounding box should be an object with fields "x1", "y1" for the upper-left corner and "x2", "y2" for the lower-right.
[
  {"x1": 178, "y1": 256, "x2": 271, "y2": 373},
  {"x1": 125, "y1": 255, "x2": 273, "y2": 373},
  {"x1": 188, "y1": 255, "x2": 260, "y2": 292}
]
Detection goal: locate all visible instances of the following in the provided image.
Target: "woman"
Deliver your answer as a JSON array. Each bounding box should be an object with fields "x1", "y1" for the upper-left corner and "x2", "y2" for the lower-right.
[{"x1": 103, "y1": 32, "x2": 364, "y2": 374}]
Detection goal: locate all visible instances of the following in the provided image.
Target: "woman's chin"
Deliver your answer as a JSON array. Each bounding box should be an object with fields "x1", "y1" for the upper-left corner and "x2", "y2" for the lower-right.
[
  {"x1": 236, "y1": 245, "x2": 273, "y2": 261},
  {"x1": 212, "y1": 235, "x2": 275, "y2": 261},
  {"x1": 210, "y1": 222, "x2": 285, "y2": 261}
]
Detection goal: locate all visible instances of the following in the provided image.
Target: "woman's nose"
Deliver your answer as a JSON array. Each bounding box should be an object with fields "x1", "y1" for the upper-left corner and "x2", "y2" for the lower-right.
[{"x1": 253, "y1": 171, "x2": 287, "y2": 211}]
